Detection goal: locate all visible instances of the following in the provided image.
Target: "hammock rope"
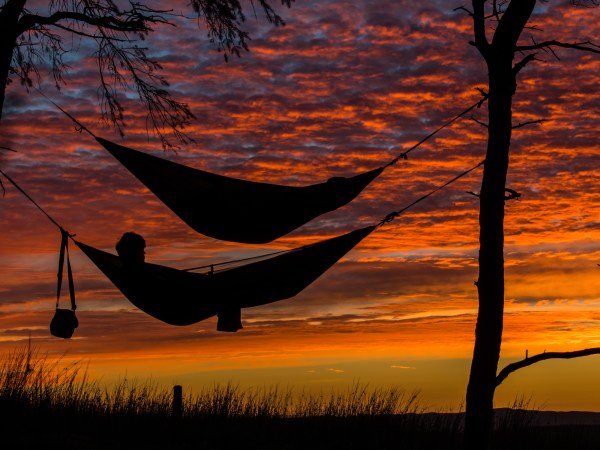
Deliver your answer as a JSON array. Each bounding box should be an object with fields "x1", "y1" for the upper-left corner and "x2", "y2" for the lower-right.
[
  {"x1": 379, "y1": 159, "x2": 485, "y2": 225},
  {"x1": 0, "y1": 169, "x2": 77, "y2": 321},
  {"x1": 0, "y1": 169, "x2": 67, "y2": 232},
  {"x1": 35, "y1": 84, "x2": 488, "y2": 170},
  {"x1": 384, "y1": 91, "x2": 488, "y2": 167},
  {"x1": 182, "y1": 249, "x2": 291, "y2": 272}
]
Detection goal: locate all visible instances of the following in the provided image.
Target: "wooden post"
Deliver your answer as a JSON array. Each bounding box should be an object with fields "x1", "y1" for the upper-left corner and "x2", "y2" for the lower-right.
[{"x1": 173, "y1": 385, "x2": 183, "y2": 420}]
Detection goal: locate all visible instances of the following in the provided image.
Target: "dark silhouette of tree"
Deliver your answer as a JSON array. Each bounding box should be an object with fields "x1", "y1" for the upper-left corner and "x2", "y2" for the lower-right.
[
  {"x1": 0, "y1": 0, "x2": 292, "y2": 147},
  {"x1": 462, "y1": 1, "x2": 599, "y2": 449}
]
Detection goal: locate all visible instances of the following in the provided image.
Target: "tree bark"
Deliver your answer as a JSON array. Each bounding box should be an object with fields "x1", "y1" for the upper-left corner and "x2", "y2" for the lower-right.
[
  {"x1": 464, "y1": 57, "x2": 513, "y2": 450},
  {"x1": 464, "y1": 1, "x2": 536, "y2": 449},
  {"x1": 0, "y1": 0, "x2": 27, "y2": 123}
]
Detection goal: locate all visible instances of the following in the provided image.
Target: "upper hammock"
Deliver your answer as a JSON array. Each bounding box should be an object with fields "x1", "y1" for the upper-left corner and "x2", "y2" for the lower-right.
[
  {"x1": 52, "y1": 94, "x2": 487, "y2": 244},
  {"x1": 97, "y1": 136, "x2": 383, "y2": 244}
]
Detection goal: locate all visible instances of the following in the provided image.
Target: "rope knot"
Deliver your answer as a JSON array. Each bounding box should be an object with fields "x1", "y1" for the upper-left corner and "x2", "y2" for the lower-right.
[
  {"x1": 59, "y1": 227, "x2": 76, "y2": 239},
  {"x1": 383, "y1": 211, "x2": 398, "y2": 224}
]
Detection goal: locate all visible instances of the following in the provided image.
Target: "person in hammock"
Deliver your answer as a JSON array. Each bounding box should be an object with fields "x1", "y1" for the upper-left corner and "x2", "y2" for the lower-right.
[
  {"x1": 116, "y1": 232, "x2": 146, "y2": 264},
  {"x1": 114, "y1": 231, "x2": 242, "y2": 331}
]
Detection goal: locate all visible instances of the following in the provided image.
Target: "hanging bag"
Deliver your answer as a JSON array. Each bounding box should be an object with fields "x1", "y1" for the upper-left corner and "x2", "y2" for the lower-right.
[{"x1": 50, "y1": 229, "x2": 78, "y2": 338}]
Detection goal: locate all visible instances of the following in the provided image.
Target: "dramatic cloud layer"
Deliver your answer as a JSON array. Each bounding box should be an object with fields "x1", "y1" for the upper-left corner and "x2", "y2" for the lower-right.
[{"x1": 0, "y1": 1, "x2": 598, "y2": 410}]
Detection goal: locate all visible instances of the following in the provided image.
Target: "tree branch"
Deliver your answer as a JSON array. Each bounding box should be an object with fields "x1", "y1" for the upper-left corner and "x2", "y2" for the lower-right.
[
  {"x1": 492, "y1": 0, "x2": 536, "y2": 50},
  {"x1": 454, "y1": 5, "x2": 474, "y2": 17},
  {"x1": 516, "y1": 40, "x2": 600, "y2": 54},
  {"x1": 469, "y1": 115, "x2": 488, "y2": 128},
  {"x1": 512, "y1": 118, "x2": 548, "y2": 129},
  {"x1": 503, "y1": 188, "x2": 521, "y2": 200},
  {"x1": 513, "y1": 53, "x2": 539, "y2": 75},
  {"x1": 17, "y1": 10, "x2": 159, "y2": 35},
  {"x1": 496, "y1": 348, "x2": 600, "y2": 387},
  {"x1": 50, "y1": 22, "x2": 130, "y2": 41},
  {"x1": 95, "y1": 27, "x2": 195, "y2": 148},
  {"x1": 471, "y1": 0, "x2": 490, "y2": 57},
  {"x1": 5, "y1": 1, "x2": 292, "y2": 146}
]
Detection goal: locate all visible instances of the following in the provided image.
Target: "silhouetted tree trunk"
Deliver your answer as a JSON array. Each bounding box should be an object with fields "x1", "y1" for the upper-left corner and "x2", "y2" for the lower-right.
[
  {"x1": 464, "y1": 3, "x2": 532, "y2": 447},
  {"x1": 0, "y1": 0, "x2": 26, "y2": 121},
  {"x1": 464, "y1": 1, "x2": 599, "y2": 449}
]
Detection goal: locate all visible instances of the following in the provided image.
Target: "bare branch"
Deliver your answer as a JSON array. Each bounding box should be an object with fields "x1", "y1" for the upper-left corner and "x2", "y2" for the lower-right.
[
  {"x1": 469, "y1": 115, "x2": 488, "y2": 128},
  {"x1": 516, "y1": 40, "x2": 600, "y2": 54},
  {"x1": 491, "y1": 0, "x2": 507, "y2": 22},
  {"x1": 95, "y1": 27, "x2": 196, "y2": 148},
  {"x1": 512, "y1": 118, "x2": 548, "y2": 129},
  {"x1": 471, "y1": 0, "x2": 490, "y2": 57},
  {"x1": 496, "y1": 348, "x2": 600, "y2": 387},
  {"x1": 13, "y1": 25, "x2": 67, "y2": 90},
  {"x1": 492, "y1": 0, "x2": 536, "y2": 49},
  {"x1": 454, "y1": 5, "x2": 474, "y2": 17},
  {"x1": 189, "y1": 0, "x2": 291, "y2": 59},
  {"x1": 460, "y1": 1, "x2": 506, "y2": 20},
  {"x1": 513, "y1": 52, "x2": 539, "y2": 75},
  {"x1": 50, "y1": 22, "x2": 126, "y2": 41},
  {"x1": 504, "y1": 188, "x2": 521, "y2": 201},
  {"x1": 18, "y1": 11, "x2": 151, "y2": 35},
  {"x1": 5, "y1": 1, "x2": 293, "y2": 146},
  {"x1": 523, "y1": 24, "x2": 543, "y2": 32}
]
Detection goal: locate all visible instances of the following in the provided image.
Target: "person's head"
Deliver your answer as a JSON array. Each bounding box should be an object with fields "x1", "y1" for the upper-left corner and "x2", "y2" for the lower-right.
[{"x1": 116, "y1": 232, "x2": 146, "y2": 263}]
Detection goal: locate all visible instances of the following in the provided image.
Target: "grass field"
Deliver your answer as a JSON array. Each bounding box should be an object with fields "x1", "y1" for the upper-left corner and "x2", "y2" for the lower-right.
[{"x1": 1, "y1": 346, "x2": 599, "y2": 449}]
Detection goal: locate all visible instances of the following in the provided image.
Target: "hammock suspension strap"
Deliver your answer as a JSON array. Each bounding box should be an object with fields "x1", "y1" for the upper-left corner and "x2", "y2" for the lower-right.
[
  {"x1": 0, "y1": 169, "x2": 77, "y2": 311},
  {"x1": 56, "y1": 228, "x2": 77, "y2": 311},
  {"x1": 385, "y1": 89, "x2": 488, "y2": 167},
  {"x1": 0, "y1": 169, "x2": 65, "y2": 230},
  {"x1": 13, "y1": 73, "x2": 96, "y2": 139},
  {"x1": 379, "y1": 159, "x2": 485, "y2": 226},
  {"x1": 29, "y1": 78, "x2": 487, "y2": 174}
]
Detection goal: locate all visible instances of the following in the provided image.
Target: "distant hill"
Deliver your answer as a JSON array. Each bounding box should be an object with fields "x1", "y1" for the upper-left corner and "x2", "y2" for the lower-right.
[
  {"x1": 411, "y1": 409, "x2": 600, "y2": 428},
  {"x1": 501, "y1": 409, "x2": 600, "y2": 427}
]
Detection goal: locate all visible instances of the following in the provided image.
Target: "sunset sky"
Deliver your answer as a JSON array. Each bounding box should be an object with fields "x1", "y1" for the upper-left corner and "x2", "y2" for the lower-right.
[{"x1": 0, "y1": 1, "x2": 598, "y2": 411}]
